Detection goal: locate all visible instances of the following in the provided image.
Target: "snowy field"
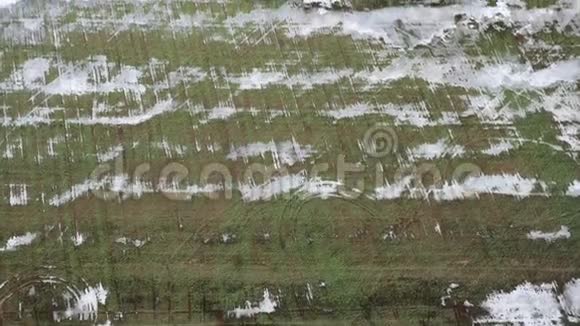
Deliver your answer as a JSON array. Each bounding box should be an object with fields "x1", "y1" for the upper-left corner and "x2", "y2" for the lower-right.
[{"x1": 0, "y1": 0, "x2": 579, "y2": 324}]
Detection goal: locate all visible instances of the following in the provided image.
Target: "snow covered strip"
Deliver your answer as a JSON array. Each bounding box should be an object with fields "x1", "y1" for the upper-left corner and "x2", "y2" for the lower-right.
[
  {"x1": 2, "y1": 0, "x2": 578, "y2": 46},
  {"x1": 38, "y1": 172, "x2": 565, "y2": 207},
  {"x1": 475, "y1": 279, "x2": 580, "y2": 325}
]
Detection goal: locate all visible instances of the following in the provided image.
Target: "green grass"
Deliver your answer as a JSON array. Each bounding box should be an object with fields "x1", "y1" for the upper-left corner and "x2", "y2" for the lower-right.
[{"x1": 1, "y1": 0, "x2": 579, "y2": 324}]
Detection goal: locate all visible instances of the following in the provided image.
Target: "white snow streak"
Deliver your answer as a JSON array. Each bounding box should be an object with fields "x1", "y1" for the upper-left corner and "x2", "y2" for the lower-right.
[
  {"x1": 0, "y1": 232, "x2": 38, "y2": 252},
  {"x1": 482, "y1": 140, "x2": 516, "y2": 156},
  {"x1": 228, "y1": 289, "x2": 278, "y2": 319},
  {"x1": 227, "y1": 138, "x2": 316, "y2": 167},
  {"x1": 527, "y1": 226, "x2": 571, "y2": 242},
  {"x1": 374, "y1": 174, "x2": 547, "y2": 201},
  {"x1": 406, "y1": 139, "x2": 465, "y2": 161}
]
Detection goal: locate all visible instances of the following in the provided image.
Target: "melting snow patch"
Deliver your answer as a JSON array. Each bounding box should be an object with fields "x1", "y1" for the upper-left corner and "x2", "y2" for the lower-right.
[
  {"x1": 527, "y1": 226, "x2": 571, "y2": 242},
  {"x1": 206, "y1": 106, "x2": 237, "y2": 121},
  {"x1": 227, "y1": 2, "x2": 580, "y2": 47},
  {"x1": 2, "y1": 137, "x2": 23, "y2": 159},
  {"x1": 475, "y1": 282, "x2": 563, "y2": 325},
  {"x1": 45, "y1": 62, "x2": 144, "y2": 98},
  {"x1": 306, "y1": 283, "x2": 314, "y2": 303},
  {"x1": 8, "y1": 183, "x2": 28, "y2": 206},
  {"x1": 561, "y1": 279, "x2": 580, "y2": 322},
  {"x1": 239, "y1": 173, "x2": 306, "y2": 202},
  {"x1": 374, "y1": 174, "x2": 546, "y2": 201},
  {"x1": 0, "y1": 232, "x2": 38, "y2": 252},
  {"x1": 373, "y1": 176, "x2": 414, "y2": 200},
  {"x1": 228, "y1": 289, "x2": 278, "y2": 319},
  {"x1": 406, "y1": 139, "x2": 465, "y2": 161},
  {"x1": 441, "y1": 283, "x2": 460, "y2": 307},
  {"x1": 566, "y1": 181, "x2": 580, "y2": 197},
  {"x1": 239, "y1": 171, "x2": 344, "y2": 202},
  {"x1": 298, "y1": 179, "x2": 342, "y2": 199},
  {"x1": 227, "y1": 138, "x2": 316, "y2": 168},
  {"x1": 0, "y1": 0, "x2": 22, "y2": 8},
  {"x1": 353, "y1": 58, "x2": 580, "y2": 91},
  {"x1": 49, "y1": 179, "x2": 105, "y2": 207},
  {"x1": 115, "y1": 237, "x2": 148, "y2": 248},
  {"x1": 153, "y1": 140, "x2": 187, "y2": 158},
  {"x1": 322, "y1": 102, "x2": 461, "y2": 127},
  {"x1": 0, "y1": 58, "x2": 50, "y2": 91},
  {"x1": 53, "y1": 283, "x2": 108, "y2": 322},
  {"x1": 96, "y1": 145, "x2": 123, "y2": 163},
  {"x1": 482, "y1": 140, "x2": 516, "y2": 156},
  {"x1": 71, "y1": 233, "x2": 86, "y2": 247},
  {"x1": 429, "y1": 174, "x2": 547, "y2": 201},
  {"x1": 69, "y1": 99, "x2": 177, "y2": 126},
  {"x1": 434, "y1": 223, "x2": 442, "y2": 236},
  {"x1": 300, "y1": 0, "x2": 351, "y2": 10},
  {"x1": 382, "y1": 228, "x2": 398, "y2": 241},
  {"x1": 49, "y1": 175, "x2": 221, "y2": 206},
  {"x1": 221, "y1": 233, "x2": 236, "y2": 244},
  {"x1": 47, "y1": 136, "x2": 64, "y2": 157},
  {"x1": 226, "y1": 68, "x2": 352, "y2": 90},
  {"x1": 155, "y1": 66, "x2": 206, "y2": 90}
]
